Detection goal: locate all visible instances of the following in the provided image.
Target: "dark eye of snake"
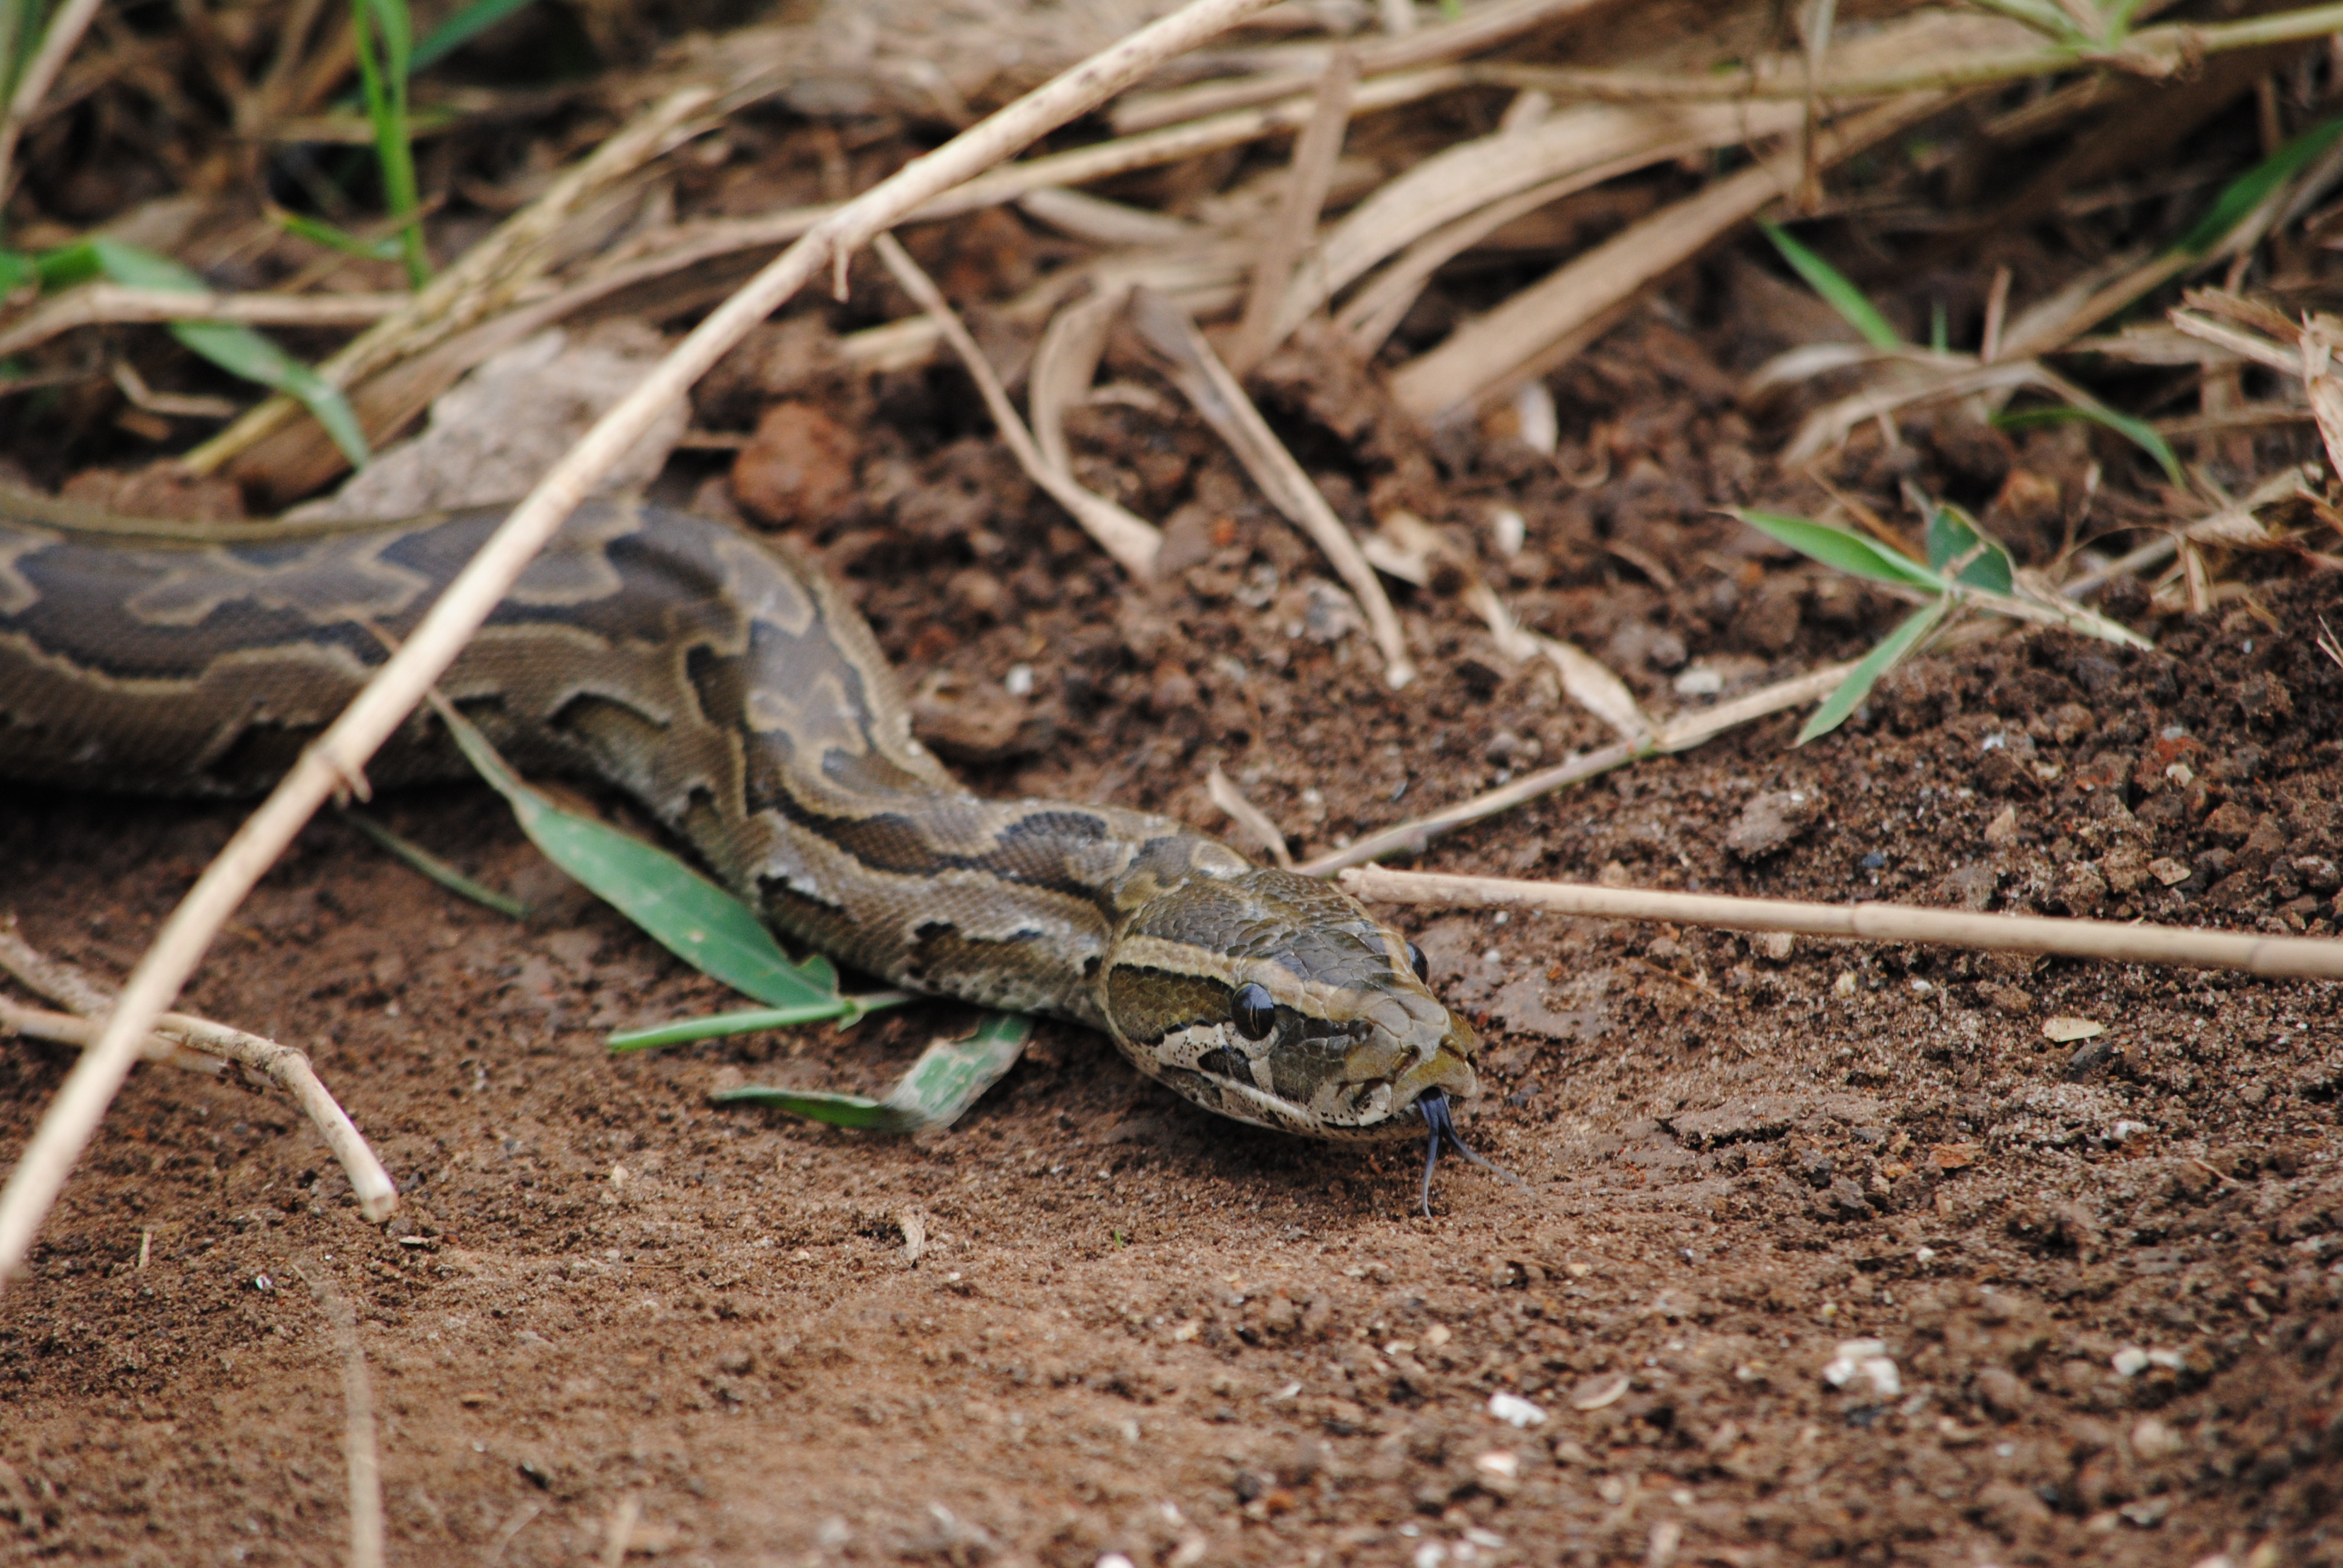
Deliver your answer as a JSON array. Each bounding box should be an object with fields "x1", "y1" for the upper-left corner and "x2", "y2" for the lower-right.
[
  {"x1": 1231, "y1": 982, "x2": 1276, "y2": 1040},
  {"x1": 1406, "y1": 941, "x2": 1429, "y2": 983}
]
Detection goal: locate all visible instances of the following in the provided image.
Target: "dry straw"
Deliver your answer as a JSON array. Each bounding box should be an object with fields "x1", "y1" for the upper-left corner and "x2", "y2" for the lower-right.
[{"x1": 1340, "y1": 866, "x2": 2343, "y2": 981}]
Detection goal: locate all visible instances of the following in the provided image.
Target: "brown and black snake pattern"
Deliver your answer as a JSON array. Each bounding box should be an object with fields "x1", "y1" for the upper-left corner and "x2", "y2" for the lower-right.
[{"x1": 0, "y1": 491, "x2": 1478, "y2": 1140}]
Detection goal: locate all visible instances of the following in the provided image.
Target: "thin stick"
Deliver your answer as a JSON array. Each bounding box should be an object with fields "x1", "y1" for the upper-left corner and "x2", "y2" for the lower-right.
[
  {"x1": 0, "y1": 287, "x2": 406, "y2": 359},
  {"x1": 1298, "y1": 664, "x2": 1850, "y2": 875},
  {"x1": 0, "y1": 0, "x2": 105, "y2": 203},
  {"x1": 1227, "y1": 48, "x2": 1357, "y2": 375},
  {"x1": 871, "y1": 234, "x2": 1161, "y2": 580},
  {"x1": 300, "y1": 1266, "x2": 387, "y2": 1568},
  {"x1": 1127, "y1": 286, "x2": 1417, "y2": 686},
  {"x1": 1340, "y1": 865, "x2": 2343, "y2": 981},
  {"x1": 0, "y1": 0, "x2": 1285, "y2": 1294},
  {"x1": 0, "y1": 925, "x2": 398, "y2": 1221}
]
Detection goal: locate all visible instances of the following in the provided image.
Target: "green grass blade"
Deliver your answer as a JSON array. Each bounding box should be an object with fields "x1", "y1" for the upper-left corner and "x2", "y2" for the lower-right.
[
  {"x1": 350, "y1": 0, "x2": 430, "y2": 287},
  {"x1": 609, "y1": 995, "x2": 918, "y2": 1053},
  {"x1": 712, "y1": 1013, "x2": 1033, "y2": 1132},
  {"x1": 0, "y1": 247, "x2": 33, "y2": 293},
  {"x1": 341, "y1": 807, "x2": 532, "y2": 918},
  {"x1": 1922, "y1": 503, "x2": 2015, "y2": 594},
  {"x1": 170, "y1": 319, "x2": 370, "y2": 466},
  {"x1": 2175, "y1": 114, "x2": 2343, "y2": 257},
  {"x1": 413, "y1": 0, "x2": 538, "y2": 71},
  {"x1": 267, "y1": 207, "x2": 404, "y2": 261},
  {"x1": 1758, "y1": 222, "x2": 1902, "y2": 351},
  {"x1": 35, "y1": 238, "x2": 372, "y2": 466},
  {"x1": 1734, "y1": 509, "x2": 1944, "y2": 590},
  {"x1": 1798, "y1": 599, "x2": 1950, "y2": 745},
  {"x1": 1991, "y1": 403, "x2": 2182, "y2": 485},
  {"x1": 433, "y1": 697, "x2": 841, "y2": 1010}
]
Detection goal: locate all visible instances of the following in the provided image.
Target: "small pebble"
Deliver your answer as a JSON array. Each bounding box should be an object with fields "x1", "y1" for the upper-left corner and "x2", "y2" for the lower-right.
[
  {"x1": 1003, "y1": 663, "x2": 1034, "y2": 697},
  {"x1": 2111, "y1": 1346, "x2": 2149, "y2": 1377},
  {"x1": 1487, "y1": 1391, "x2": 1548, "y2": 1428}
]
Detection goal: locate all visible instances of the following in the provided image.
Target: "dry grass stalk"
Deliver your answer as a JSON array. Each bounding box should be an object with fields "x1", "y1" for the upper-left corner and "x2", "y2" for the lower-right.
[
  {"x1": 1272, "y1": 97, "x2": 1806, "y2": 353},
  {"x1": 1110, "y1": 0, "x2": 1624, "y2": 133},
  {"x1": 873, "y1": 235, "x2": 1161, "y2": 578},
  {"x1": 580, "y1": 64, "x2": 1472, "y2": 301},
  {"x1": 0, "y1": 287, "x2": 405, "y2": 359},
  {"x1": 1496, "y1": 2, "x2": 2343, "y2": 103},
  {"x1": 297, "y1": 1264, "x2": 387, "y2": 1568},
  {"x1": 1298, "y1": 662, "x2": 1853, "y2": 874},
  {"x1": 183, "y1": 83, "x2": 726, "y2": 477},
  {"x1": 1206, "y1": 765, "x2": 1295, "y2": 869},
  {"x1": 0, "y1": 926, "x2": 398, "y2": 1222},
  {"x1": 1127, "y1": 286, "x2": 1417, "y2": 685},
  {"x1": 0, "y1": 0, "x2": 1289, "y2": 1294},
  {"x1": 0, "y1": 0, "x2": 105, "y2": 201},
  {"x1": 1226, "y1": 47, "x2": 1357, "y2": 375},
  {"x1": 1392, "y1": 93, "x2": 1948, "y2": 420},
  {"x1": 1339, "y1": 865, "x2": 2343, "y2": 982}
]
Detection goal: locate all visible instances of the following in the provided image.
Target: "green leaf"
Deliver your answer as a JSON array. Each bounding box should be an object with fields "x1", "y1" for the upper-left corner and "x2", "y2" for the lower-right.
[
  {"x1": 712, "y1": 1013, "x2": 1033, "y2": 1132},
  {"x1": 170, "y1": 319, "x2": 371, "y2": 467},
  {"x1": 609, "y1": 993, "x2": 916, "y2": 1054},
  {"x1": 34, "y1": 238, "x2": 372, "y2": 466},
  {"x1": 413, "y1": 0, "x2": 539, "y2": 70},
  {"x1": 340, "y1": 808, "x2": 531, "y2": 920},
  {"x1": 1991, "y1": 402, "x2": 2182, "y2": 485},
  {"x1": 1758, "y1": 222, "x2": 1902, "y2": 351},
  {"x1": 1734, "y1": 509, "x2": 1944, "y2": 590},
  {"x1": 0, "y1": 248, "x2": 34, "y2": 293},
  {"x1": 1798, "y1": 598, "x2": 1951, "y2": 745},
  {"x1": 2175, "y1": 114, "x2": 2343, "y2": 258},
  {"x1": 433, "y1": 697, "x2": 841, "y2": 1011},
  {"x1": 268, "y1": 207, "x2": 404, "y2": 261},
  {"x1": 1922, "y1": 503, "x2": 2015, "y2": 594}
]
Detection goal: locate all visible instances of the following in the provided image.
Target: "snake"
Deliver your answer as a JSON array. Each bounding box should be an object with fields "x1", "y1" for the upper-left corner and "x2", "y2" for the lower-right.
[{"x1": 0, "y1": 486, "x2": 1501, "y2": 1201}]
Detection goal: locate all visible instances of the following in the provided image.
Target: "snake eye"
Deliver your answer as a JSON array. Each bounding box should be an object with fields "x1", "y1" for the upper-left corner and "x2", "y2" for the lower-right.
[
  {"x1": 1406, "y1": 942, "x2": 1429, "y2": 983},
  {"x1": 1231, "y1": 982, "x2": 1276, "y2": 1040}
]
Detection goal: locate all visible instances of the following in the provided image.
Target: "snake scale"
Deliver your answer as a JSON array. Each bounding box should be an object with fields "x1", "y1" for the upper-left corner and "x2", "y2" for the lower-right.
[{"x1": 0, "y1": 486, "x2": 1495, "y2": 1180}]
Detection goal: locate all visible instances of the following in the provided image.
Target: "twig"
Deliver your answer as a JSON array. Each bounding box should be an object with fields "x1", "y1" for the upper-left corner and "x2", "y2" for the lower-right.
[
  {"x1": 0, "y1": 921, "x2": 398, "y2": 1222},
  {"x1": 871, "y1": 234, "x2": 1161, "y2": 579},
  {"x1": 0, "y1": 0, "x2": 1286, "y2": 1294},
  {"x1": 1127, "y1": 286, "x2": 1417, "y2": 686},
  {"x1": 0, "y1": 0, "x2": 105, "y2": 203},
  {"x1": 1298, "y1": 663, "x2": 1851, "y2": 875},
  {"x1": 0, "y1": 287, "x2": 407, "y2": 359},
  {"x1": 298, "y1": 1265, "x2": 386, "y2": 1568},
  {"x1": 1207, "y1": 765, "x2": 1295, "y2": 869},
  {"x1": 1339, "y1": 865, "x2": 2343, "y2": 981}
]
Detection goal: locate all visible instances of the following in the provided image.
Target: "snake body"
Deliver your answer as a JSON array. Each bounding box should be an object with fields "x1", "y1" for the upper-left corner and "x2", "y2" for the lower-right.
[{"x1": 0, "y1": 489, "x2": 1478, "y2": 1140}]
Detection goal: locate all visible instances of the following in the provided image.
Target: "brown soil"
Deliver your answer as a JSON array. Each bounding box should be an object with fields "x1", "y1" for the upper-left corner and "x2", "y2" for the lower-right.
[{"x1": 8, "y1": 285, "x2": 2343, "y2": 1568}]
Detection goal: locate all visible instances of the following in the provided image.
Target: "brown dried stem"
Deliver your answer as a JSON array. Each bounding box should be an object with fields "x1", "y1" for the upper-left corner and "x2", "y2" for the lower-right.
[{"x1": 1340, "y1": 866, "x2": 2343, "y2": 981}]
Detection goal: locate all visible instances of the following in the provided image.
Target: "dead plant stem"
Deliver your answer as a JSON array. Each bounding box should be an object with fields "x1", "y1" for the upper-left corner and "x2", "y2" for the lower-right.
[{"x1": 1340, "y1": 866, "x2": 2343, "y2": 981}]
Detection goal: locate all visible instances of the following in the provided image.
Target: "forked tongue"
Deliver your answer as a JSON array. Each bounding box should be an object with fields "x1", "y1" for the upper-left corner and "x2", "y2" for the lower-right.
[{"x1": 1415, "y1": 1089, "x2": 1529, "y2": 1217}]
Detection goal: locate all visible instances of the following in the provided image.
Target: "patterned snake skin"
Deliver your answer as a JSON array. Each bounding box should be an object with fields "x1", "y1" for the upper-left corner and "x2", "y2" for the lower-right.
[{"x1": 0, "y1": 489, "x2": 1480, "y2": 1142}]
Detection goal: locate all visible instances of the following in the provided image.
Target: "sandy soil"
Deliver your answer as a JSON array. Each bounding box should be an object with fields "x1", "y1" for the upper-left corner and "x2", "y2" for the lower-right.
[{"x1": 5, "y1": 297, "x2": 2342, "y2": 1568}]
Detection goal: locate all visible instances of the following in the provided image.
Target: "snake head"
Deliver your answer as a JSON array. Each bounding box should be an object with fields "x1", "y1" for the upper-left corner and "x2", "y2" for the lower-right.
[{"x1": 1101, "y1": 868, "x2": 1477, "y2": 1140}]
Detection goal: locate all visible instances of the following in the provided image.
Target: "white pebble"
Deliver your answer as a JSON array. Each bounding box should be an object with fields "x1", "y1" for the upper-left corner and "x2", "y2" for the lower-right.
[
  {"x1": 1486, "y1": 1391, "x2": 1547, "y2": 1428},
  {"x1": 2111, "y1": 1346, "x2": 2149, "y2": 1377},
  {"x1": 1489, "y1": 508, "x2": 1527, "y2": 557},
  {"x1": 1004, "y1": 663, "x2": 1034, "y2": 697}
]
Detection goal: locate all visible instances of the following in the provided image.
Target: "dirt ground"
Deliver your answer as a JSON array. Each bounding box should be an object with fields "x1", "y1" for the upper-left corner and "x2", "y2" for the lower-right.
[{"x1": 8, "y1": 263, "x2": 2343, "y2": 1568}]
